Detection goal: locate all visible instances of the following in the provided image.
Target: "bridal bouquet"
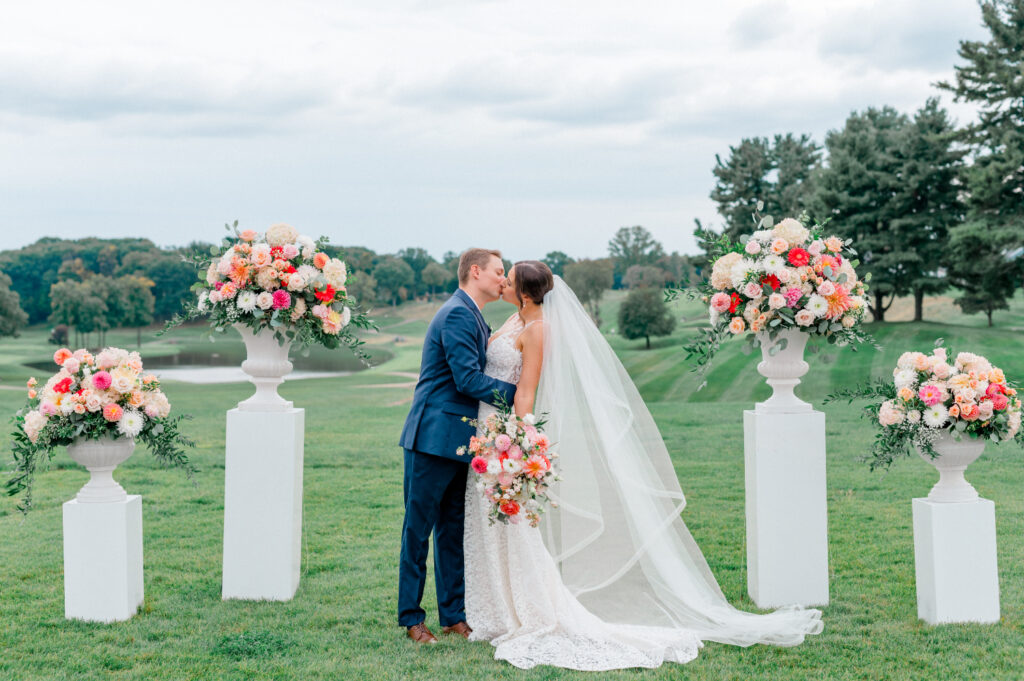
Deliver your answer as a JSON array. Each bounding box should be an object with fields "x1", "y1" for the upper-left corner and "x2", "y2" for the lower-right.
[
  {"x1": 684, "y1": 210, "x2": 873, "y2": 375},
  {"x1": 166, "y1": 222, "x2": 373, "y2": 355},
  {"x1": 825, "y1": 341, "x2": 1023, "y2": 470},
  {"x1": 6, "y1": 347, "x2": 196, "y2": 512},
  {"x1": 457, "y1": 403, "x2": 559, "y2": 527}
]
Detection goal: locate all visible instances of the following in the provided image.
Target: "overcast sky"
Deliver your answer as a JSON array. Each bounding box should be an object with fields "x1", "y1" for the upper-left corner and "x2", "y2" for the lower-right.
[{"x1": 0, "y1": 0, "x2": 988, "y2": 261}]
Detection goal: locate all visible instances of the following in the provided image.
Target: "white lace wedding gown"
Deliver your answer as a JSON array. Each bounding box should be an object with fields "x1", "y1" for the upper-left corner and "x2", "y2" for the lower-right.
[{"x1": 463, "y1": 316, "x2": 702, "y2": 670}]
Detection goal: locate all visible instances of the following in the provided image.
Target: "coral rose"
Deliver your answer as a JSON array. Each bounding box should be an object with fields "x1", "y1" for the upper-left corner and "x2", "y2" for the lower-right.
[
  {"x1": 54, "y1": 348, "x2": 72, "y2": 366},
  {"x1": 499, "y1": 500, "x2": 521, "y2": 516},
  {"x1": 728, "y1": 317, "x2": 746, "y2": 334}
]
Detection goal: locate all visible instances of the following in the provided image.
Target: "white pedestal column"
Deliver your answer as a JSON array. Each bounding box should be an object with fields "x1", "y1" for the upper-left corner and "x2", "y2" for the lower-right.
[
  {"x1": 222, "y1": 407, "x2": 305, "y2": 601},
  {"x1": 63, "y1": 495, "x2": 144, "y2": 622},
  {"x1": 744, "y1": 410, "x2": 829, "y2": 608},
  {"x1": 912, "y1": 498, "x2": 999, "y2": 624}
]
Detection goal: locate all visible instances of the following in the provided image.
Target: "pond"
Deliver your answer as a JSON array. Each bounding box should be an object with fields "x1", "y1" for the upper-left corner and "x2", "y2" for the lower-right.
[{"x1": 25, "y1": 345, "x2": 383, "y2": 384}]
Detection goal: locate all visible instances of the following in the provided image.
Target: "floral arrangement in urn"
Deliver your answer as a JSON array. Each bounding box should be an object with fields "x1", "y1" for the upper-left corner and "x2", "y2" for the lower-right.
[
  {"x1": 166, "y1": 222, "x2": 373, "y2": 354},
  {"x1": 825, "y1": 341, "x2": 1023, "y2": 471},
  {"x1": 457, "y1": 401, "x2": 559, "y2": 528},
  {"x1": 681, "y1": 206, "x2": 874, "y2": 381},
  {"x1": 6, "y1": 347, "x2": 196, "y2": 512}
]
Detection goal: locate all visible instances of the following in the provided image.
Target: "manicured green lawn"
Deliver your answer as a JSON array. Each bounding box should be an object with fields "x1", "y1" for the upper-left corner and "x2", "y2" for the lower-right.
[{"x1": 1, "y1": 293, "x2": 1022, "y2": 680}]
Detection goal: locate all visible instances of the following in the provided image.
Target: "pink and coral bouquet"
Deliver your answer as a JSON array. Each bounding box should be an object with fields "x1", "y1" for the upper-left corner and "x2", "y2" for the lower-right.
[
  {"x1": 167, "y1": 221, "x2": 372, "y2": 355},
  {"x1": 457, "y1": 404, "x2": 559, "y2": 527},
  {"x1": 825, "y1": 342, "x2": 1024, "y2": 470},
  {"x1": 8, "y1": 347, "x2": 196, "y2": 512}
]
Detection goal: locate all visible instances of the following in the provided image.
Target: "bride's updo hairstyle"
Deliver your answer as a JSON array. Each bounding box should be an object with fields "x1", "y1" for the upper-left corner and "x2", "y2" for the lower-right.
[{"x1": 512, "y1": 260, "x2": 554, "y2": 306}]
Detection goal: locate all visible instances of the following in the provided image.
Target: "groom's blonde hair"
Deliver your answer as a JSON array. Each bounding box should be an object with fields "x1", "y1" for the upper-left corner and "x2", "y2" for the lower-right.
[{"x1": 458, "y1": 248, "x2": 503, "y2": 284}]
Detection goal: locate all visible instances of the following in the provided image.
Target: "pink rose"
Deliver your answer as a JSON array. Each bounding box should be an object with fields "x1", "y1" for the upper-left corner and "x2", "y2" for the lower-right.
[
  {"x1": 63, "y1": 358, "x2": 81, "y2": 374},
  {"x1": 710, "y1": 292, "x2": 731, "y2": 313},
  {"x1": 744, "y1": 240, "x2": 761, "y2": 255},
  {"x1": 744, "y1": 281, "x2": 763, "y2": 299},
  {"x1": 40, "y1": 401, "x2": 58, "y2": 416},
  {"x1": 497, "y1": 473, "x2": 513, "y2": 487},
  {"x1": 470, "y1": 456, "x2": 488, "y2": 474},
  {"x1": 92, "y1": 371, "x2": 112, "y2": 391},
  {"x1": 272, "y1": 289, "x2": 291, "y2": 310},
  {"x1": 282, "y1": 244, "x2": 300, "y2": 259},
  {"x1": 818, "y1": 280, "x2": 835, "y2": 296},
  {"x1": 991, "y1": 393, "x2": 1009, "y2": 411},
  {"x1": 795, "y1": 309, "x2": 816, "y2": 327},
  {"x1": 768, "y1": 293, "x2": 786, "y2": 310}
]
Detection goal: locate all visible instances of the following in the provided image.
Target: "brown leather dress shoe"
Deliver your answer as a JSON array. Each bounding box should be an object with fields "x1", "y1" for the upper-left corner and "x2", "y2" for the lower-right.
[
  {"x1": 406, "y1": 623, "x2": 438, "y2": 644},
  {"x1": 441, "y1": 621, "x2": 472, "y2": 639}
]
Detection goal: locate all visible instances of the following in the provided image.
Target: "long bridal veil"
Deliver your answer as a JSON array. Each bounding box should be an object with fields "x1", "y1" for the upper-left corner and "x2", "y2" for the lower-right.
[{"x1": 535, "y1": 276, "x2": 823, "y2": 646}]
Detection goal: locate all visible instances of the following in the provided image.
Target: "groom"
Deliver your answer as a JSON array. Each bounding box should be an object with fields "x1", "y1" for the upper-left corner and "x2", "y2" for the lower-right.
[{"x1": 398, "y1": 248, "x2": 517, "y2": 643}]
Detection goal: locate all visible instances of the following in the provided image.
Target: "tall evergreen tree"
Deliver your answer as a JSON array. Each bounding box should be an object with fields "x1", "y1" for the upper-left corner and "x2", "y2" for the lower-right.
[
  {"x1": 890, "y1": 98, "x2": 967, "y2": 321},
  {"x1": 607, "y1": 226, "x2": 664, "y2": 283},
  {"x1": 0, "y1": 268, "x2": 28, "y2": 337},
  {"x1": 814, "y1": 107, "x2": 912, "y2": 321},
  {"x1": 938, "y1": 0, "x2": 1024, "y2": 307}
]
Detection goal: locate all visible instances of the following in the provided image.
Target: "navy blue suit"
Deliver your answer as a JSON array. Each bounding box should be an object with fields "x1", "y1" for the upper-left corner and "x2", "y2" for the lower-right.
[{"x1": 397, "y1": 289, "x2": 516, "y2": 627}]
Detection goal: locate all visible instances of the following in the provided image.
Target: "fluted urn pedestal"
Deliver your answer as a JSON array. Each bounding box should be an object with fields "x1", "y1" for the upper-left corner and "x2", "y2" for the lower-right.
[
  {"x1": 912, "y1": 433, "x2": 999, "y2": 624},
  {"x1": 743, "y1": 329, "x2": 829, "y2": 608},
  {"x1": 222, "y1": 325, "x2": 305, "y2": 601},
  {"x1": 63, "y1": 436, "x2": 144, "y2": 622}
]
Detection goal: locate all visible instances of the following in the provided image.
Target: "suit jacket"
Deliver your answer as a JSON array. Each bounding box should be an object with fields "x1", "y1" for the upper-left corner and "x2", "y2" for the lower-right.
[{"x1": 399, "y1": 289, "x2": 517, "y2": 462}]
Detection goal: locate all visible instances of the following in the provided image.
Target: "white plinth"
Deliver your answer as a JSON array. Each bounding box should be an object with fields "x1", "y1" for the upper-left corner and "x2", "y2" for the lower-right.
[
  {"x1": 744, "y1": 410, "x2": 829, "y2": 608},
  {"x1": 912, "y1": 498, "x2": 999, "y2": 624},
  {"x1": 63, "y1": 495, "x2": 144, "y2": 622},
  {"x1": 222, "y1": 407, "x2": 305, "y2": 601}
]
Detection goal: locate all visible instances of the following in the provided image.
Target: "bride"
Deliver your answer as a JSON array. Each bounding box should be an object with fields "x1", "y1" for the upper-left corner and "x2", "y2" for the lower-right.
[{"x1": 463, "y1": 260, "x2": 823, "y2": 671}]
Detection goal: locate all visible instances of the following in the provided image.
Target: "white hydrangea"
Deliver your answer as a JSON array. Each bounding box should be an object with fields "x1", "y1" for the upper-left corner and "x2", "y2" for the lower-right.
[
  {"x1": 322, "y1": 259, "x2": 348, "y2": 289},
  {"x1": 265, "y1": 223, "x2": 299, "y2": 247},
  {"x1": 773, "y1": 218, "x2": 810, "y2": 246}
]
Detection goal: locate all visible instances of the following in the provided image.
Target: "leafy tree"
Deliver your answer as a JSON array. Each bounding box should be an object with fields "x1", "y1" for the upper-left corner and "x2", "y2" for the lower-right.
[
  {"x1": 373, "y1": 257, "x2": 415, "y2": 306},
  {"x1": 398, "y1": 247, "x2": 437, "y2": 297},
  {"x1": 710, "y1": 133, "x2": 821, "y2": 242},
  {"x1": 49, "y1": 280, "x2": 108, "y2": 348},
  {"x1": 814, "y1": 106, "x2": 912, "y2": 321},
  {"x1": 607, "y1": 226, "x2": 665, "y2": 284},
  {"x1": 0, "y1": 268, "x2": 28, "y2": 337},
  {"x1": 622, "y1": 265, "x2": 667, "y2": 289},
  {"x1": 117, "y1": 275, "x2": 156, "y2": 347},
  {"x1": 421, "y1": 261, "x2": 452, "y2": 297},
  {"x1": 346, "y1": 271, "x2": 378, "y2": 307},
  {"x1": 946, "y1": 221, "x2": 1018, "y2": 325},
  {"x1": 117, "y1": 249, "x2": 195, "y2": 319},
  {"x1": 563, "y1": 259, "x2": 614, "y2": 327},
  {"x1": 617, "y1": 287, "x2": 677, "y2": 349},
  {"x1": 542, "y1": 251, "x2": 575, "y2": 277},
  {"x1": 656, "y1": 251, "x2": 699, "y2": 287},
  {"x1": 332, "y1": 246, "x2": 377, "y2": 274},
  {"x1": 890, "y1": 98, "x2": 967, "y2": 320}
]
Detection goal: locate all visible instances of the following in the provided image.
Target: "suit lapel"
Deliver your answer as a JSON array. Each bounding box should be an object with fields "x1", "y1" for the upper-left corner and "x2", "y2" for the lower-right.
[{"x1": 454, "y1": 289, "x2": 490, "y2": 340}]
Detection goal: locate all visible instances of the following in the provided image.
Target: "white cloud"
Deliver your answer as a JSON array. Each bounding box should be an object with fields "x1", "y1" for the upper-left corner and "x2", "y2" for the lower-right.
[{"x1": 0, "y1": 0, "x2": 992, "y2": 260}]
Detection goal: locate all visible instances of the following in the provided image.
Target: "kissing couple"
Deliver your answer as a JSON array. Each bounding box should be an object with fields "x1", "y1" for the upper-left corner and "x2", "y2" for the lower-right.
[{"x1": 398, "y1": 248, "x2": 823, "y2": 670}]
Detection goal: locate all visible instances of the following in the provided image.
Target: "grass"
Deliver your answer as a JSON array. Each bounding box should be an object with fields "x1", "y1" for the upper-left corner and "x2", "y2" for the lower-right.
[{"x1": 1, "y1": 292, "x2": 1023, "y2": 680}]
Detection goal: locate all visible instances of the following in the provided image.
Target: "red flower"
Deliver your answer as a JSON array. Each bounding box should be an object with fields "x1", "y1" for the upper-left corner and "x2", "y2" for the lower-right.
[
  {"x1": 54, "y1": 377, "x2": 73, "y2": 394},
  {"x1": 314, "y1": 285, "x2": 336, "y2": 302},
  {"x1": 285, "y1": 265, "x2": 296, "y2": 274},
  {"x1": 270, "y1": 246, "x2": 284, "y2": 258},
  {"x1": 760, "y1": 274, "x2": 781, "y2": 290},
  {"x1": 499, "y1": 500, "x2": 520, "y2": 516},
  {"x1": 787, "y1": 248, "x2": 810, "y2": 267},
  {"x1": 728, "y1": 292, "x2": 742, "y2": 314}
]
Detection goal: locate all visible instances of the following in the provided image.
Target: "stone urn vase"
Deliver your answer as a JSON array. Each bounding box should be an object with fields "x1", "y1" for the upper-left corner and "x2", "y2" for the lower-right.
[
  {"x1": 234, "y1": 324, "x2": 294, "y2": 412},
  {"x1": 755, "y1": 328, "x2": 812, "y2": 414},
  {"x1": 66, "y1": 435, "x2": 136, "y2": 503},
  {"x1": 916, "y1": 432, "x2": 985, "y2": 503}
]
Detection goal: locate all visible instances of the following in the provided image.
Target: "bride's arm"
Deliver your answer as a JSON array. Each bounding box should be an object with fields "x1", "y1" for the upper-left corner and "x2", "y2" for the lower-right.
[{"x1": 514, "y1": 324, "x2": 544, "y2": 417}]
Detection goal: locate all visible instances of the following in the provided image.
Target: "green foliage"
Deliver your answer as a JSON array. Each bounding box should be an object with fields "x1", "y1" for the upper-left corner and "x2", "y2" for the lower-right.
[
  {"x1": 617, "y1": 287, "x2": 677, "y2": 349},
  {"x1": 622, "y1": 265, "x2": 667, "y2": 290},
  {"x1": 0, "y1": 268, "x2": 28, "y2": 337},
  {"x1": 420, "y1": 261, "x2": 452, "y2": 296},
  {"x1": 563, "y1": 259, "x2": 614, "y2": 327},
  {"x1": 211, "y1": 631, "x2": 292, "y2": 659},
  {"x1": 607, "y1": 226, "x2": 665, "y2": 283},
  {"x1": 946, "y1": 221, "x2": 1020, "y2": 325},
  {"x1": 372, "y1": 257, "x2": 415, "y2": 306},
  {"x1": 710, "y1": 134, "x2": 821, "y2": 244},
  {"x1": 542, "y1": 251, "x2": 575, "y2": 277}
]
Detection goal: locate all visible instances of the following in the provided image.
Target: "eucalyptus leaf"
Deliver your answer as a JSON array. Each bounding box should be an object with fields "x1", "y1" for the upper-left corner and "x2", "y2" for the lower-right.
[
  {"x1": 209, "y1": 246, "x2": 220, "y2": 256},
  {"x1": 762, "y1": 215, "x2": 774, "y2": 228},
  {"x1": 769, "y1": 318, "x2": 781, "y2": 327},
  {"x1": 757, "y1": 200, "x2": 764, "y2": 211}
]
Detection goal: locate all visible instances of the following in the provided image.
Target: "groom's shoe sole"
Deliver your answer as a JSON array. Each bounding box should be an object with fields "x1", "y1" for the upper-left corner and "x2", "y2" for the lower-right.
[
  {"x1": 442, "y1": 622, "x2": 472, "y2": 639},
  {"x1": 406, "y1": 623, "x2": 438, "y2": 644}
]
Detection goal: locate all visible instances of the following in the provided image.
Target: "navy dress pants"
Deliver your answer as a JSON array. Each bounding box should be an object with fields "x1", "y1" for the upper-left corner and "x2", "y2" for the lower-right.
[{"x1": 398, "y1": 448, "x2": 468, "y2": 627}]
